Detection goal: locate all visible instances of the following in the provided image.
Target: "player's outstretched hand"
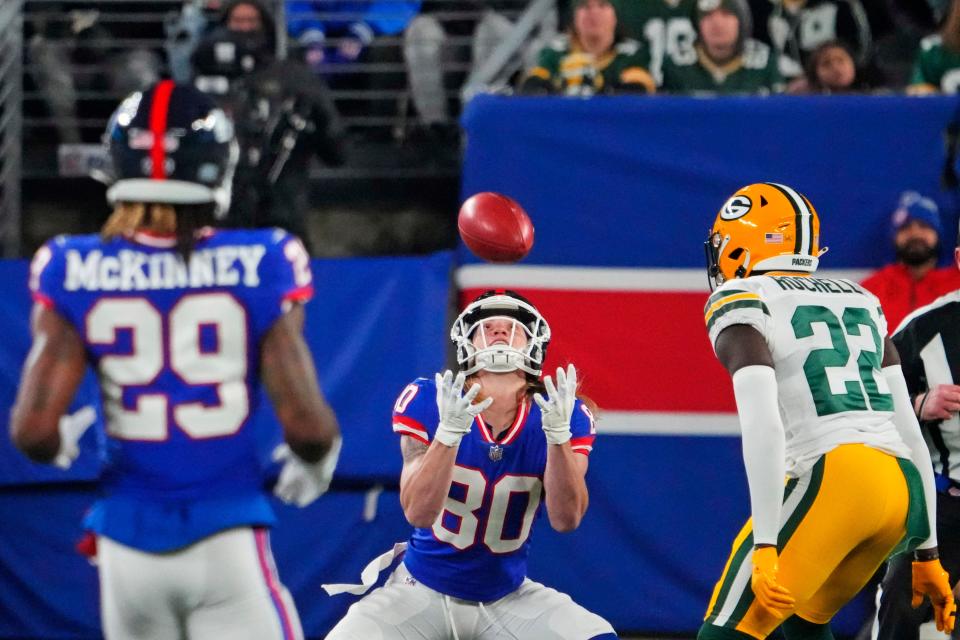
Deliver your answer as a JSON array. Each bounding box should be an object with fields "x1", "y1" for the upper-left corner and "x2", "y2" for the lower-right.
[
  {"x1": 913, "y1": 558, "x2": 956, "y2": 633},
  {"x1": 53, "y1": 405, "x2": 97, "y2": 470},
  {"x1": 534, "y1": 364, "x2": 577, "y2": 446},
  {"x1": 434, "y1": 370, "x2": 492, "y2": 448},
  {"x1": 750, "y1": 547, "x2": 795, "y2": 619},
  {"x1": 919, "y1": 384, "x2": 960, "y2": 421},
  {"x1": 272, "y1": 436, "x2": 342, "y2": 507}
]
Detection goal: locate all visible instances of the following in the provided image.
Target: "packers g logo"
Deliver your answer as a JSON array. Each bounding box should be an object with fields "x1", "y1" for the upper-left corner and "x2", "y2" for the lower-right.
[{"x1": 720, "y1": 195, "x2": 752, "y2": 220}]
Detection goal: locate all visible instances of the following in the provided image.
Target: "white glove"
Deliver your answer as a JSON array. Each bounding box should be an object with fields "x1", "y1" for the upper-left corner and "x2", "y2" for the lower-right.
[
  {"x1": 54, "y1": 406, "x2": 97, "y2": 470},
  {"x1": 272, "y1": 436, "x2": 342, "y2": 507},
  {"x1": 434, "y1": 370, "x2": 492, "y2": 447},
  {"x1": 534, "y1": 364, "x2": 577, "y2": 446}
]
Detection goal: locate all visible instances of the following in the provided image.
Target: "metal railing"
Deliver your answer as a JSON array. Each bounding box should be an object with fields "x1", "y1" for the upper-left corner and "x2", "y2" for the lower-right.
[
  {"x1": 461, "y1": 0, "x2": 555, "y2": 101},
  {"x1": 0, "y1": 0, "x2": 24, "y2": 257},
  {"x1": 20, "y1": 0, "x2": 540, "y2": 179}
]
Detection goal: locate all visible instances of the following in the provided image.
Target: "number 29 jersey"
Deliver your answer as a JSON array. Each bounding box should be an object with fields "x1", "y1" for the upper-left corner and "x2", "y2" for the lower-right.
[
  {"x1": 392, "y1": 377, "x2": 597, "y2": 602},
  {"x1": 705, "y1": 275, "x2": 912, "y2": 477},
  {"x1": 29, "y1": 228, "x2": 313, "y2": 551}
]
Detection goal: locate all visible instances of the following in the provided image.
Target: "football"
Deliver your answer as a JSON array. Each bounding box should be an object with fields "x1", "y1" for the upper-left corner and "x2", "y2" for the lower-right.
[{"x1": 457, "y1": 192, "x2": 534, "y2": 263}]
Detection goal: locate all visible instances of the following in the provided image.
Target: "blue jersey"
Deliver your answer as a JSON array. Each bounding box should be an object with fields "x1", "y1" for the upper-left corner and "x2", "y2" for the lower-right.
[
  {"x1": 30, "y1": 228, "x2": 314, "y2": 552},
  {"x1": 392, "y1": 377, "x2": 596, "y2": 602}
]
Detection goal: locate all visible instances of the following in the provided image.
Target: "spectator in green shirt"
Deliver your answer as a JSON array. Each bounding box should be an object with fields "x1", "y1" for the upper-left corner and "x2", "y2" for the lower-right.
[
  {"x1": 520, "y1": 0, "x2": 656, "y2": 96},
  {"x1": 610, "y1": 0, "x2": 698, "y2": 85},
  {"x1": 909, "y1": 0, "x2": 960, "y2": 94},
  {"x1": 660, "y1": 0, "x2": 784, "y2": 95}
]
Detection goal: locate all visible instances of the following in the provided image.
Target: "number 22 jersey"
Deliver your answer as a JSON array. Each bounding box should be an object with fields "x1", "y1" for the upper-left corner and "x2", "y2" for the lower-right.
[
  {"x1": 705, "y1": 275, "x2": 912, "y2": 477},
  {"x1": 392, "y1": 376, "x2": 596, "y2": 602},
  {"x1": 29, "y1": 228, "x2": 313, "y2": 552}
]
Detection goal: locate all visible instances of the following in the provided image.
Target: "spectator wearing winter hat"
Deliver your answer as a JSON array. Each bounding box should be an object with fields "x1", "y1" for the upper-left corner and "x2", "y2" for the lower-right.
[
  {"x1": 659, "y1": 0, "x2": 783, "y2": 94},
  {"x1": 520, "y1": 0, "x2": 656, "y2": 96},
  {"x1": 861, "y1": 191, "x2": 960, "y2": 330}
]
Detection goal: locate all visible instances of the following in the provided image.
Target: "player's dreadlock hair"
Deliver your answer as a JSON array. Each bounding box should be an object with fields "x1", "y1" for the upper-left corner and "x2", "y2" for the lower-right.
[
  {"x1": 101, "y1": 81, "x2": 236, "y2": 258},
  {"x1": 101, "y1": 201, "x2": 218, "y2": 258}
]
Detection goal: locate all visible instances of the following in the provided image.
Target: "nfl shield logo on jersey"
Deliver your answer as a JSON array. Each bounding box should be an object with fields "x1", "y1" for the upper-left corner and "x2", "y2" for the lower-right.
[{"x1": 489, "y1": 444, "x2": 503, "y2": 462}]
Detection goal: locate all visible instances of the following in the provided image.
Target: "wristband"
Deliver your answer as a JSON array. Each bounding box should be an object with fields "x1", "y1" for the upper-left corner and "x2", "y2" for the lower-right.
[
  {"x1": 916, "y1": 391, "x2": 930, "y2": 421},
  {"x1": 915, "y1": 547, "x2": 940, "y2": 562}
]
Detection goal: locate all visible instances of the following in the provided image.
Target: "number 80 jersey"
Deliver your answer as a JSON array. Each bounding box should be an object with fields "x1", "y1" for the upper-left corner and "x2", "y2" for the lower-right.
[
  {"x1": 29, "y1": 228, "x2": 313, "y2": 551},
  {"x1": 392, "y1": 376, "x2": 597, "y2": 602},
  {"x1": 705, "y1": 275, "x2": 912, "y2": 477}
]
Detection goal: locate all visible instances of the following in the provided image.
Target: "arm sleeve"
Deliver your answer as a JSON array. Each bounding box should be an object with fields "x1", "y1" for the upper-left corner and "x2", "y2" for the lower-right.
[
  {"x1": 263, "y1": 231, "x2": 314, "y2": 304},
  {"x1": 884, "y1": 364, "x2": 938, "y2": 549},
  {"x1": 892, "y1": 321, "x2": 925, "y2": 398},
  {"x1": 392, "y1": 378, "x2": 438, "y2": 444},
  {"x1": 569, "y1": 400, "x2": 597, "y2": 456},
  {"x1": 520, "y1": 45, "x2": 559, "y2": 94},
  {"x1": 29, "y1": 239, "x2": 68, "y2": 316},
  {"x1": 911, "y1": 41, "x2": 936, "y2": 86},
  {"x1": 767, "y1": 49, "x2": 785, "y2": 93},
  {"x1": 732, "y1": 365, "x2": 786, "y2": 546},
  {"x1": 252, "y1": 231, "x2": 314, "y2": 340},
  {"x1": 617, "y1": 49, "x2": 656, "y2": 94},
  {"x1": 835, "y1": 0, "x2": 871, "y2": 63}
]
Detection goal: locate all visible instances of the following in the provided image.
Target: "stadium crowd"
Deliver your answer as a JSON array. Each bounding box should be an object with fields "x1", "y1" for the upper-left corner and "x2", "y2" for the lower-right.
[
  {"x1": 9, "y1": 2, "x2": 960, "y2": 639},
  {"x1": 25, "y1": 0, "x2": 960, "y2": 149}
]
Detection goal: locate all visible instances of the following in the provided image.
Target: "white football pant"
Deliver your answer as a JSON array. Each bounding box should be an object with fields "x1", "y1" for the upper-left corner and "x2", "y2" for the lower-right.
[
  {"x1": 98, "y1": 527, "x2": 303, "y2": 640},
  {"x1": 325, "y1": 563, "x2": 614, "y2": 640}
]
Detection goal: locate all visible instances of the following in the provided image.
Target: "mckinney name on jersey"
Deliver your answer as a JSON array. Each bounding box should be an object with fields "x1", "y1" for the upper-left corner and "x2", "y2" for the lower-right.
[
  {"x1": 29, "y1": 227, "x2": 312, "y2": 552},
  {"x1": 58, "y1": 242, "x2": 267, "y2": 292}
]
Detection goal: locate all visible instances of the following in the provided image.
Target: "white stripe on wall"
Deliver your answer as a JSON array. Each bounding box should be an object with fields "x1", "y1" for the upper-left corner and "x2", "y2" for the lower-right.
[
  {"x1": 597, "y1": 411, "x2": 741, "y2": 436},
  {"x1": 456, "y1": 266, "x2": 870, "y2": 293}
]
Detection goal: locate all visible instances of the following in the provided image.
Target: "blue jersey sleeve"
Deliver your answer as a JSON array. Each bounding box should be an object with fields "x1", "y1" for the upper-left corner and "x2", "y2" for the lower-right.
[
  {"x1": 29, "y1": 236, "x2": 71, "y2": 317},
  {"x1": 392, "y1": 377, "x2": 438, "y2": 444},
  {"x1": 246, "y1": 230, "x2": 314, "y2": 335},
  {"x1": 569, "y1": 399, "x2": 597, "y2": 456}
]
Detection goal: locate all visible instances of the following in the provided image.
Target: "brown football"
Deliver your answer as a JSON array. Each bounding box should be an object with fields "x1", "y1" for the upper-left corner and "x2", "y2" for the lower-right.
[{"x1": 457, "y1": 192, "x2": 534, "y2": 263}]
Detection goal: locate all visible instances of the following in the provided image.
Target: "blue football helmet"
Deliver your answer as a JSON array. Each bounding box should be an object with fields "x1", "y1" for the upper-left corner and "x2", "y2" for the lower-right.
[{"x1": 99, "y1": 80, "x2": 238, "y2": 217}]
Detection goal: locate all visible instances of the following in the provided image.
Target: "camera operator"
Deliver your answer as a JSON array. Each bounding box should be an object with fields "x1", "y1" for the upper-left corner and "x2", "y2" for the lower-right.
[{"x1": 191, "y1": 0, "x2": 346, "y2": 252}]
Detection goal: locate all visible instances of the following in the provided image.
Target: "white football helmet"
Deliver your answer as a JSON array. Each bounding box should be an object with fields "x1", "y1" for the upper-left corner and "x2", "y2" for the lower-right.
[{"x1": 451, "y1": 290, "x2": 551, "y2": 376}]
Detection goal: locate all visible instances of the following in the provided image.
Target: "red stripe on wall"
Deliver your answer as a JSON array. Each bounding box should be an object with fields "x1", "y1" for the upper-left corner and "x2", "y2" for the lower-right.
[
  {"x1": 149, "y1": 80, "x2": 175, "y2": 179},
  {"x1": 460, "y1": 288, "x2": 735, "y2": 413}
]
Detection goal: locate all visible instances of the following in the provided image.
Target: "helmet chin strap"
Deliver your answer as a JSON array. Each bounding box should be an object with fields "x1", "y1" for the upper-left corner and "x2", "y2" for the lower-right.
[{"x1": 734, "y1": 248, "x2": 751, "y2": 278}]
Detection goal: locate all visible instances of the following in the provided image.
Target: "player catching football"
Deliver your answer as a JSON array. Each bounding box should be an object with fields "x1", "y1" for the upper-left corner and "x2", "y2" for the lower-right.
[
  {"x1": 697, "y1": 183, "x2": 955, "y2": 640},
  {"x1": 11, "y1": 81, "x2": 341, "y2": 640},
  {"x1": 324, "y1": 290, "x2": 616, "y2": 639}
]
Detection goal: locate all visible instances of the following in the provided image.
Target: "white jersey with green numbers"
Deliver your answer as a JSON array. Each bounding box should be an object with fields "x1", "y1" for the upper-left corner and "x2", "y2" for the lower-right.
[{"x1": 704, "y1": 274, "x2": 912, "y2": 477}]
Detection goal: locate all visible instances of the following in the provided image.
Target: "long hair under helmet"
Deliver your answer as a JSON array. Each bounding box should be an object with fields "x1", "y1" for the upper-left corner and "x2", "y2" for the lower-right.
[{"x1": 452, "y1": 290, "x2": 551, "y2": 376}]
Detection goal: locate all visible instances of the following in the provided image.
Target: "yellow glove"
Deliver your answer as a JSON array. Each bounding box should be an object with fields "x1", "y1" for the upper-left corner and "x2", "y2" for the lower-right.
[
  {"x1": 751, "y1": 546, "x2": 795, "y2": 618},
  {"x1": 912, "y1": 558, "x2": 956, "y2": 634}
]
